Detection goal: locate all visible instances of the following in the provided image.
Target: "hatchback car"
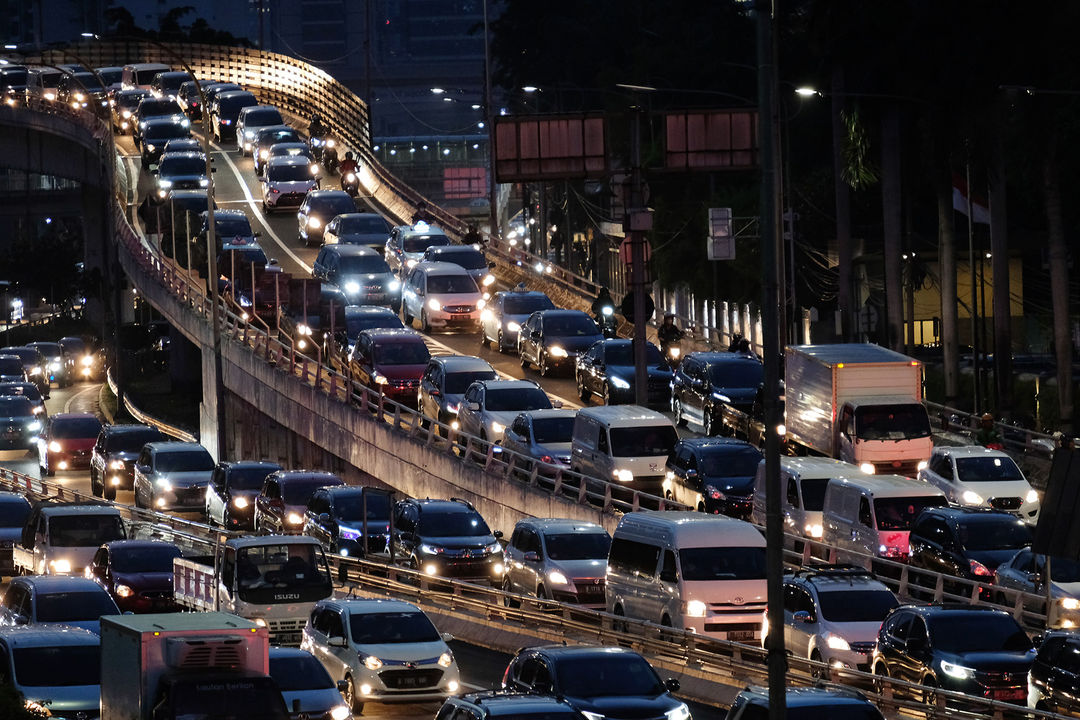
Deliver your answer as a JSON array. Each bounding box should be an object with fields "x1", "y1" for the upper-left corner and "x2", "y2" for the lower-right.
[
  {"x1": 0, "y1": 625, "x2": 102, "y2": 718},
  {"x1": 175, "y1": 79, "x2": 204, "y2": 118},
  {"x1": 268, "y1": 646, "x2": 351, "y2": 720},
  {"x1": 342, "y1": 306, "x2": 405, "y2": 351},
  {"x1": 726, "y1": 686, "x2": 883, "y2": 720},
  {"x1": 305, "y1": 485, "x2": 393, "y2": 557},
  {"x1": 204, "y1": 460, "x2": 284, "y2": 530},
  {"x1": 323, "y1": 212, "x2": 392, "y2": 249},
  {"x1": 236, "y1": 105, "x2": 285, "y2": 154},
  {"x1": 89, "y1": 423, "x2": 167, "y2": 500},
  {"x1": 139, "y1": 117, "x2": 192, "y2": 168},
  {"x1": 85, "y1": 539, "x2": 181, "y2": 613},
  {"x1": 401, "y1": 262, "x2": 484, "y2": 333},
  {"x1": 458, "y1": 379, "x2": 553, "y2": 445},
  {"x1": 480, "y1": 288, "x2": 556, "y2": 353},
  {"x1": 264, "y1": 140, "x2": 316, "y2": 168},
  {"x1": 918, "y1": 445, "x2": 1039, "y2": 524},
  {"x1": 162, "y1": 137, "x2": 204, "y2": 156},
  {"x1": 0, "y1": 395, "x2": 41, "y2": 450},
  {"x1": 301, "y1": 598, "x2": 460, "y2": 713},
  {"x1": 993, "y1": 549, "x2": 1080, "y2": 629},
  {"x1": 664, "y1": 438, "x2": 763, "y2": 516},
  {"x1": 503, "y1": 518, "x2": 610, "y2": 607},
  {"x1": 499, "y1": 408, "x2": 578, "y2": 473},
  {"x1": 0, "y1": 575, "x2": 120, "y2": 634},
  {"x1": 908, "y1": 506, "x2": 1032, "y2": 586},
  {"x1": 418, "y1": 355, "x2": 497, "y2": 428},
  {"x1": 298, "y1": 190, "x2": 357, "y2": 245},
  {"x1": 112, "y1": 88, "x2": 152, "y2": 133},
  {"x1": 132, "y1": 441, "x2": 216, "y2": 511},
  {"x1": 348, "y1": 329, "x2": 430, "y2": 408},
  {"x1": 518, "y1": 310, "x2": 604, "y2": 377},
  {"x1": 384, "y1": 223, "x2": 451, "y2": 277},
  {"x1": 262, "y1": 155, "x2": 320, "y2": 213},
  {"x1": 502, "y1": 646, "x2": 687, "y2": 720},
  {"x1": 420, "y1": 245, "x2": 495, "y2": 289},
  {"x1": 313, "y1": 245, "x2": 400, "y2": 308},
  {"x1": 152, "y1": 151, "x2": 211, "y2": 202},
  {"x1": 38, "y1": 412, "x2": 102, "y2": 476},
  {"x1": 391, "y1": 498, "x2": 504, "y2": 584},
  {"x1": 255, "y1": 470, "x2": 345, "y2": 535},
  {"x1": 25, "y1": 341, "x2": 73, "y2": 387},
  {"x1": 0, "y1": 382, "x2": 45, "y2": 417},
  {"x1": 208, "y1": 88, "x2": 256, "y2": 140},
  {"x1": 671, "y1": 352, "x2": 764, "y2": 436},
  {"x1": 576, "y1": 338, "x2": 673, "y2": 407},
  {"x1": 253, "y1": 126, "x2": 305, "y2": 174}
]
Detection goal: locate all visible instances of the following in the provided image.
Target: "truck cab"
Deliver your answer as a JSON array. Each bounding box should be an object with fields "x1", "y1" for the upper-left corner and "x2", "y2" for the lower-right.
[
  {"x1": 14, "y1": 501, "x2": 126, "y2": 577},
  {"x1": 834, "y1": 396, "x2": 933, "y2": 476}
]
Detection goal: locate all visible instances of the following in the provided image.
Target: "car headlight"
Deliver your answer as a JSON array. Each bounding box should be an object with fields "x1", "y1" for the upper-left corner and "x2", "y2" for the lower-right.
[
  {"x1": 961, "y1": 489, "x2": 984, "y2": 505},
  {"x1": 547, "y1": 570, "x2": 569, "y2": 585},
  {"x1": 115, "y1": 583, "x2": 135, "y2": 598},
  {"x1": 344, "y1": 281, "x2": 361, "y2": 294},
  {"x1": 81, "y1": 355, "x2": 94, "y2": 367},
  {"x1": 476, "y1": 298, "x2": 486, "y2": 309},
  {"x1": 917, "y1": 459, "x2": 929, "y2": 471},
  {"x1": 331, "y1": 705, "x2": 350, "y2": 720},
  {"x1": 1026, "y1": 489, "x2": 1039, "y2": 504},
  {"x1": 363, "y1": 654, "x2": 383, "y2": 670},
  {"x1": 374, "y1": 373, "x2": 388, "y2": 385},
  {"x1": 685, "y1": 600, "x2": 707, "y2": 617},
  {"x1": 665, "y1": 704, "x2": 690, "y2": 720},
  {"x1": 506, "y1": 321, "x2": 521, "y2": 332},
  {"x1": 30, "y1": 367, "x2": 41, "y2": 375},
  {"x1": 109, "y1": 459, "x2": 125, "y2": 470},
  {"x1": 1061, "y1": 597, "x2": 1080, "y2": 611},
  {"x1": 491, "y1": 421, "x2": 505, "y2": 435},
  {"x1": 310, "y1": 164, "x2": 320, "y2": 175},
  {"x1": 805, "y1": 523, "x2": 823, "y2": 538},
  {"x1": 122, "y1": 109, "x2": 131, "y2": 118},
  {"x1": 581, "y1": 712, "x2": 605, "y2": 720},
  {"x1": 252, "y1": 617, "x2": 267, "y2": 627},
  {"x1": 825, "y1": 634, "x2": 851, "y2": 651},
  {"x1": 146, "y1": 144, "x2": 156, "y2": 153},
  {"x1": 48, "y1": 440, "x2": 62, "y2": 452},
  {"x1": 406, "y1": 258, "x2": 418, "y2": 268},
  {"x1": 158, "y1": 179, "x2": 173, "y2": 189},
  {"x1": 548, "y1": 345, "x2": 568, "y2": 358},
  {"x1": 32, "y1": 406, "x2": 44, "y2": 415},
  {"x1": 480, "y1": 309, "x2": 493, "y2": 322},
  {"x1": 482, "y1": 274, "x2": 495, "y2": 286},
  {"x1": 199, "y1": 178, "x2": 209, "y2": 187},
  {"x1": 49, "y1": 559, "x2": 71, "y2": 573},
  {"x1": 156, "y1": 479, "x2": 173, "y2": 491},
  {"x1": 232, "y1": 496, "x2": 249, "y2": 509},
  {"x1": 286, "y1": 512, "x2": 304, "y2": 525},
  {"x1": 940, "y1": 660, "x2": 974, "y2": 680},
  {"x1": 614, "y1": 469, "x2": 634, "y2": 483},
  {"x1": 308, "y1": 217, "x2": 322, "y2": 229},
  {"x1": 486, "y1": 541, "x2": 502, "y2": 554},
  {"x1": 245, "y1": 130, "x2": 255, "y2": 139},
  {"x1": 260, "y1": 149, "x2": 269, "y2": 159},
  {"x1": 438, "y1": 651, "x2": 454, "y2": 668},
  {"x1": 49, "y1": 361, "x2": 61, "y2": 371},
  {"x1": 388, "y1": 279, "x2": 400, "y2": 292},
  {"x1": 609, "y1": 375, "x2": 631, "y2": 390},
  {"x1": 428, "y1": 298, "x2": 442, "y2": 312},
  {"x1": 419, "y1": 543, "x2": 442, "y2": 555},
  {"x1": 339, "y1": 525, "x2": 361, "y2": 540}
]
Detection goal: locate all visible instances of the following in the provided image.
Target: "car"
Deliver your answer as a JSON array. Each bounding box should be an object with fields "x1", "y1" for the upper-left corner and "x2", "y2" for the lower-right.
[
  {"x1": 993, "y1": 549, "x2": 1080, "y2": 629},
  {"x1": 139, "y1": 117, "x2": 192, "y2": 168},
  {"x1": 391, "y1": 498, "x2": 504, "y2": 584},
  {"x1": 576, "y1": 338, "x2": 673, "y2": 407},
  {"x1": 268, "y1": 646, "x2": 351, "y2": 720},
  {"x1": 420, "y1": 245, "x2": 495, "y2": 289},
  {"x1": 37, "y1": 412, "x2": 102, "y2": 476},
  {"x1": 502, "y1": 518, "x2": 610, "y2": 607},
  {"x1": 437, "y1": 692, "x2": 584, "y2": 720},
  {"x1": 480, "y1": 288, "x2": 556, "y2": 353},
  {"x1": 518, "y1": 309, "x2": 604, "y2": 377},
  {"x1": 304, "y1": 485, "x2": 392, "y2": 557},
  {"x1": 498, "y1": 408, "x2": 578, "y2": 474},
  {"x1": 133, "y1": 96, "x2": 187, "y2": 146},
  {"x1": 85, "y1": 539, "x2": 182, "y2": 613},
  {"x1": 56, "y1": 71, "x2": 108, "y2": 111},
  {"x1": 0, "y1": 346, "x2": 48, "y2": 396},
  {"x1": 384, "y1": 222, "x2": 451, "y2": 277},
  {"x1": 121, "y1": 62, "x2": 170, "y2": 91},
  {"x1": 0, "y1": 382, "x2": 45, "y2": 417},
  {"x1": 313, "y1": 245, "x2": 401, "y2": 309},
  {"x1": 501, "y1": 646, "x2": 688, "y2": 720},
  {"x1": 264, "y1": 140, "x2": 317, "y2": 167},
  {"x1": 664, "y1": 438, "x2": 763, "y2": 516},
  {"x1": 0, "y1": 395, "x2": 42, "y2": 450},
  {"x1": 297, "y1": 190, "x2": 357, "y2": 245},
  {"x1": 90, "y1": 423, "x2": 168, "y2": 498},
  {"x1": 671, "y1": 352, "x2": 764, "y2": 436},
  {"x1": 111, "y1": 87, "x2": 152, "y2": 133},
  {"x1": 0, "y1": 575, "x2": 120, "y2": 634},
  {"x1": 24, "y1": 65, "x2": 63, "y2": 103},
  {"x1": 204, "y1": 460, "x2": 284, "y2": 530},
  {"x1": 908, "y1": 506, "x2": 1032, "y2": 589},
  {"x1": 457, "y1": 379, "x2": 554, "y2": 445},
  {"x1": 918, "y1": 445, "x2": 1040, "y2": 524},
  {"x1": 162, "y1": 137, "x2": 204, "y2": 156},
  {"x1": 341, "y1": 306, "x2": 405, "y2": 352},
  {"x1": 236, "y1": 105, "x2": 286, "y2": 154},
  {"x1": 725, "y1": 685, "x2": 884, "y2": 720},
  {"x1": 323, "y1": 212, "x2": 392, "y2": 249},
  {"x1": 95, "y1": 66, "x2": 124, "y2": 91},
  {"x1": 1028, "y1": 630, "x2": 1080, "y2": 714},
  {"x1": 152, "y1": 151, "x2": 212, "y2": 203},
  {"x1": 871, "y1": 604, "x2": 1034, "y2": 704},
  {"x1": 0, "y1": 626, "x2": 101, "y2": 718},
  {"x1": 301, "y1": 598, "x2": 460, "y2": 713},
  {"x1": 201, "y1": 81, "x2": 244, "y2": 110},
  {"x1": 25, "y1": 341, "x2": 73, "y2": 387},
  {"x1": 208, "y1": 89, "x2": 257, "y2": 141},
  {"x1": 262, "y1": 155, "x2": 320, "y2": 213},
  {"x1": 132, "y1": 441, "x2": 215, "y2": 511},
  {"x1": 59, "y1": 336, "x2": 100, "y2": 380},
  {"x1": 348, "y1": 329, "x2": 430, "y2": 408},
  {"x1": 418, "y1": 355, "x2": 497, "y2": 428},
  {"x1": 175, "y1": 78, "x2": 204, "y2": 118},
  {"x1": 0, "y1": 492, "x2": 31, "y2": 575},
  {"x1": 253, "y1": 126, "x2": 305, "y2": 174},
  {"x1": 400, "y1": 262, "x2": 485, "y2": 333},
  {"x1": 255, "y1": 470, "x2": 345, "y2": 535},
  {"x1": 0, "y1": 355, "x2": 27, "y2": 383},
  {"x1": 149, "y1": 70, "x2": 192, "y2": 99},
  {"x1": 773, "y1": 565, "x2": 899, "y2": 674}
]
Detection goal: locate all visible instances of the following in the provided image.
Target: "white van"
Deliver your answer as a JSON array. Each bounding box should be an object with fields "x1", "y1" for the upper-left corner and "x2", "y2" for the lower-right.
[
  {"x1": 821, "y1": 474, "x2": 948, "y2": 563},
  {"x1": 606, "y1": 511, "x2": 766, "y2": 642},
  {"x1": 751, "y1": 456, "x2": 869, "y2": 540},
  {"x1": 121, "y1": 63, "x2": 171, "y2": 91},
  {"x1": 570, "y1": 406, "x2": 678, "y2": 499}
]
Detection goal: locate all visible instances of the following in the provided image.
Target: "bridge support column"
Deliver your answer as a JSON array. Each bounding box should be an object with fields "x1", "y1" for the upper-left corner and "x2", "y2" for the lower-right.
[{"x1": 199, "y1": 344, "x2": 222, "y2": 460}]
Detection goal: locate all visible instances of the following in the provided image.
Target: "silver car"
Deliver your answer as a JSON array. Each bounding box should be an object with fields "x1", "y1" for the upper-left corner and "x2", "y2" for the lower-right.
[
  {"x1": 236, "y1": 104, "x2": 285, "y2": 155},
  {"x1": 498, "y1": 408, "x2": 577, "y2": 472},
  {"x1": 994, "y1": 548, "x2": 1080, "y2": 629},
  {"x1": 502, "y1": 518, "x2": 610, "y2": 608},
  {"x1": 133, "y1": 441, "x2": 215, "y2": 511},
  {"x1": 457, "y1": 379, "x2": 554, "y2": 445}
]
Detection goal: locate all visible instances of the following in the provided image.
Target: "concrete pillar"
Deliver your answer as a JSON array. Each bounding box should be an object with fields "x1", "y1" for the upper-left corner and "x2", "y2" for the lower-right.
[{"x1": 200, "y1": 343, "x2": 221, "y2": 460}]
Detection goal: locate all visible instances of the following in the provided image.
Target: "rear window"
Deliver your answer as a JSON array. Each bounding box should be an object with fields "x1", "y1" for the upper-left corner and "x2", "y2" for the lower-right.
[
  {"x1": 339, "y1": 215, "x2": 391, "y2": 234},
  {"x1": 244, "y1": 108, "x2": 283, "y2": 126},
  {"x1": 51, "y1": 417, "x2": 103, "y2": 438},
  {"x1": 268, "y1": 163, "x2": 316, "y2": 182},
  {"x1": 403, "y1": 234, "x2": 449, "y2": 253}
]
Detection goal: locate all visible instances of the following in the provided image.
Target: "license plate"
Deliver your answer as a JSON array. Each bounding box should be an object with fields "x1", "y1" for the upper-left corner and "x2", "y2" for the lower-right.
[
  {"x1": 451, "y1": 314, "x2": 469, "y2": 320},
  {"x1": 727, "y1": 631, "x2": 757, "y2": 642},
  {"x1": 579, "y1": 585, "x2": 604, "y2": 594},
  {"x1": 397, "y1": 676, "x2": 422, "y2": 688},
  {"x1": 990, "y1": 688, "x2": 1025, "y2": 701}
]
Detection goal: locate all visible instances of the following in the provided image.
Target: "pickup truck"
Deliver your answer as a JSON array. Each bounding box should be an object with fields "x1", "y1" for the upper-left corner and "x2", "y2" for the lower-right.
[
  {"x1": 11, "y1": 501, "x2": 126, "y2": 577},
  {"x1": 172, "y1": 534, "x2": 333, "y2": 645}
]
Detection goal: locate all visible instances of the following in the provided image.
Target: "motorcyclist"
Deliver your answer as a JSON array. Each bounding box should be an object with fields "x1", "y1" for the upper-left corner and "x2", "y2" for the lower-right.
[
  {"x1": 727, "y1": 332, "x2": 744, "y2": 353},
  {"x1": 657, "y1": 312, "x2": 684, "y2": 355},
  {"x1": 339, "y1": 151, "x2": 358, "y2": 176},
  {"x1": 974, "y1": 412, "x2": 1003, "y2": 447},
  {"x1": 308, "y1": 113, "x2": 327, "y2": 141},
  {"x1": 463, "y1": 222, "x2": 483, "y2": 247},
  {"x1": 592, "y1": 286, "x2": 615, "y2": 319},
  {"x1": 412, "y1": 200, "x2": 435, "y2": 225}
]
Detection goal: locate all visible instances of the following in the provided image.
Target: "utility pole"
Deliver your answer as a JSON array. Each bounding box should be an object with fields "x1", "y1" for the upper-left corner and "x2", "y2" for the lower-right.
[
  {"x1": 483, "y1": 0, "x2": 498, "y2": 239},
  {"x1": 965, "y1": 160, "x2": 981, "y2": 414},
  {"x1": 628, "y1": 106, "x2": 651, "y2": 407}
]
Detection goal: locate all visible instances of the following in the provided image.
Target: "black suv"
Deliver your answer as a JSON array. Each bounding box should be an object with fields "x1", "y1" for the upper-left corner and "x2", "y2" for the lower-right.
[
  {"x1": 502, "y1": 645, "x2": 687, "y2": 720},
  {"x1": 670, "y1": 352, "x2": 763, "y2": 436},
  {"x1": 908, "y1": 507, "x2": 1032, "y2": 593},
  {"x1": 1029, "y1": 631, "x2": 1080, "y2": 714},
  {"x1": 90, "y1": 424, "x2": 168, "y2": 500},
  {"x1": 664, "y1": 437, "x2": 762, "y2": 516},
  {"x1": 390, "y1": 498, "x2": 503, "y2": 585},
  {"x1": 871, "y1": 604, "x2": 1034, "y2": 704},
  {"x1": 725, "y1": 685, "x2": 884, "y2": 720},
  {"x1": 437, "y1": 692, "x2": 583, "y2": 720},
  {"x1": 304, "y1": 485, "x2": 392, "y2": 557}
]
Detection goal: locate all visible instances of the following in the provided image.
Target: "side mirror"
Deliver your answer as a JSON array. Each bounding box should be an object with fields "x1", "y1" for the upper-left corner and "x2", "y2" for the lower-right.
[
  {"x1": 318, "y1": 513, "x2": 331, "y2": 523},
  {"x1": 793, "y1": 610, "x2": 814, "y2": 624},
  {"x1": 328, "y1": 636, "x2": 348, "y2": 648},
  {"x1": 665, "y1": 679, "x2": 681, "y2": 692},
  {"x1": 466, "y1": 401, "x2": 480, "y2": 412},
  {"x1": 441, "y1": 632, "x2": 454, "y2": 643},
  {"x1": 684, "y1": 468, "x2": 698, "y2": 479},
  {"x1": 523, "y1": 551, "x2": 540, "y2": 562},
  {"x1": 493, "y1": 530, "x2": 503, "y2": 539}
]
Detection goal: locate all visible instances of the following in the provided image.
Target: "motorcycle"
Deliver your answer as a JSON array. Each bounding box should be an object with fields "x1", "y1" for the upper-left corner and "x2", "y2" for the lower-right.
[
  {"x1": 308, "y1": 135, "x2": 339, "y2": 174},
  {"x1": 596, "y1": 305, "x2": 617, "y2": 338},
  {"x1": 341, "y1": 170, "x2": 359, "y2": 197},
  {"x1": 662, "y1": 339, "x2": 683, "y2": 369}
]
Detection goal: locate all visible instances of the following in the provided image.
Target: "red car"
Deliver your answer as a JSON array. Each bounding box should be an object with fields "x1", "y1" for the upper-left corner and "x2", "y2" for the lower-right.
[
  {"x1": 347, "y1": 329, "x2": 430, "y2": 409},
  {"x1": 38, "y1": 412, "x2": 102, "y2": 476},
  {"x1": 86, "y1": 539, "x2": 182, "y2": 613}
]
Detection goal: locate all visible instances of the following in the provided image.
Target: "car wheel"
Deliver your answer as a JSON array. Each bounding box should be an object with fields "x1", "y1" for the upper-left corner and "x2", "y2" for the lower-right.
[
  {"x1": 402, "y1": 307, "x2": 413, "y2": 326},
  {"x1": 921, "y1": 677, "x2": 938, "y2": 705},
  {"x1": 536, "y1": 583, "x2": 547, "y2": 601},
  {"x1": 104, "y1": 483, "x2": 116, "y2": 501},
  {"x1": 872, "y1": 663, "x2": 888, "y2": 695},
  {"x1": 344, "y1": 675, "x2": 363, "y2": 714},
  {"x1": 520, "y1": 353, "x2": 530, "y2": 369},
  {"x1": 133, "y1": 487, "x2": 144, "y2": 509},
  {"x1": 43, "y1": 455, "x2": 54, "y2": 477},
  {"x1": 578, "y1": 376, "x2": 590, "y2": 402},
  {"x1": 90, "y1": 468, "x2": 100, "y2": 496},
  {"x1": 502, "y1": 577, "x2": 520, "y2": 608},
  {"x1": 809, "y1": 649, "x2": 825, "y2": 680},
  {"x1": 613, "y1": 605, "x2": 629, "y2": 634},
  {"x1": 420, "y1": 309, "x2": 431, "y2": 334},
  {"x1": 480, "y1": 330, "x2": 490, "y2": 349},
  {"x1": 673, "y1": 398, "x2": 686, "y2": 427},
  {"x1": 496, "y1": 330, "x2": 507, "y2": 353}
]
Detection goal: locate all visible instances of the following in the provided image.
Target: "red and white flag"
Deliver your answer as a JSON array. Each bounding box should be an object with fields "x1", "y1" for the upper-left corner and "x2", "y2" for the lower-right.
[{"x1": 952, "y1": 174, "x2": 990, "y2": 225}]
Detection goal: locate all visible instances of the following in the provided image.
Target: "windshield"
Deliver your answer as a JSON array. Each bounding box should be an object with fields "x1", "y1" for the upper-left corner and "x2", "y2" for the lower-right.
[
  {"x1": 283, "y1": 478, "x2": 338, "y2": 505},
  {"x1": 136, "y1": 68, "x2": 167, "y2": 84},
  {"x1": 485, "y1": 387, "x2": 552, "y2": 412},
  {"x1": 226, "y1": 466, "x2": 276, "y2": 491},
  {"x1": 417, "y1": 510, "x2": 491, "y2": 537},
  {"x1": 155, "y1": 449, "x2": 214, "y2": 472},
  {"x1": 31, "y1": 343, "x2": 62, "y2": 357},
  {"x1": 0, "y1": 358, "x2": 23, "y2": 374},
  {"x1": 70, "y1": 74, "x2": 104, "y2": 92},
  {"x1": 269, "y1": 163, "x2": 316, "y2": 182},
  {"x1": 434, "y1": 249, "x2": 486, "y2": 269},
  {"x1": 144, "y1": 123, "x2": 190, "y2": 141},
  {"x1": 855, "y1": 404, "x2": 932, "y2": 441},
  {"x1": 2, "y1": 69, "x2": 28, "y2": 85},
  {"x1": 171, "y1": 677, "x2": 288, "y2": 720},
  {"x1": 554, "y1": 654, "x2": 664, "y2": 698},
  {"x1": 258, "y1": 130, "x2": 300, "y2": 147},
  {"x1": 427, "y1": 274, "x2": 477, "y2": 294},
  {"x1": 610, "y1": 425, "x2": 678, "y2": 457},
  {"x1": 544, "y1": 315, "x2": 599, "y2": 337},
  {"x1": 340, "y1": 215, "x2": 390, "y2": 234},
  {"x1": 699, "y1": 447, "x2": 763, "y2": 477},
  {"x1": 504, "y1": 295, "x2": 555, "y2": 315},
  {"x1": 350, "y1": 610, "x2": 440, "y2": 644},
  {"x1": 158, "y1": 73, "x2": 191, "y2": 92},
  {"x1": 334, "y1": 492, "x2": 391, "y2": 522},
  {"x1": 0, "y1": 383, "x2": 40, "y2": 401},
  {"x1": 373, "y1": 341, "x2": 429, "y2": 366},
  {"x1": 119, "y1": 92, "x2": 150, "y2": 109},
  {"x1": 955, "y1": 456, "x2": 1024, "y2": 482},
  {"x1": 928, "y1": 613, "x2": 1032, "y2": 653},
  {"x1": 215, "y1": 217, "x2": 255, "y2": 237},
  {"x1": 99, "y1": 69, "x2": 122, "y2": 85},
  {"x1": 0, "y1": 499, "x2": 30, "y2": 527},
  {"x1": 245, "y1": 109, "x2": 283, "y2": 125},
  {"x1": 707, "y1": 360, "x2": 763, "y2": 388},
  {"x1": 270, "y1": 144, "x2": 310, "y2": 158},
  {"x1": 339, "y1": 256, "x2": 391, "y2": 275},
  {"x1": 310, "y1": 197, "x2": 357, "y2": 218},
  {"x1": 50, "y1": 514, "x2": 125, "y2": 546},
  {"x1": 874, "y1": 496, "x2": 948, "y2": 530},
  {"x1": 36, "y1": 591, "x2": 119, "y2": 622},
  {"x1": 544, "y1": 532, "x2": 610, "y2": 560},
  {"x1": 0, "y1": 397, "x2": 32, "y2": 416},
  {"x1": 1043, "y1": 556, "x2": 1080, "y2": 582},
  {"x1": 679, "y1": 546, "x2": 766, "y2": 581},
  {"x1": 346, "y1": 314, "x2": 402, "y2": 335},
  {"x1": 603, "y1": 343, "x2": 663, "y2": 366},
  {"x1": 2, "y1": 348, "x2": 37, "y2": 363},
  {"x1": 139, "y1": 99, "x2": 182, "y2": 117},
  {"x1": 112, "y1": 544, "x2": 181, "y2": 573},
  {"x1": 532, "y1": 417, "x2": 575, "y2": 444},
  {"x1": 269, "y1": 653, "x2": 334, "y2": 691},
  {"x1": 445, "y1": 370, "x2": 497, "y2": 394},
  {"x1": 958, "y1": 518, "x2": 1032, "y2": 551},
  {"x1": 236, "y1": 544, "x2": 331, "y2": 595},
  {"x1": 13, "y1": 646, "x2": 100, "y2": 686},
  {"x1": 817, "y1": 589, "x2": 899, "y2": 622},
  {"x1": 160, "y1": 156, "x2": 206, "y2": 175},
  {"x1": 799, "y1": 477, "x2": 830, "y2": 512},
  {"x1": 403, "y1": 234, "x2": 449, "y2": 253},
  {"x1": 219, "y1": 95, "x2": 257, "y2": 113},
  {"x1": 51, "y1": 417, "x2": 102, "y2": 438}
]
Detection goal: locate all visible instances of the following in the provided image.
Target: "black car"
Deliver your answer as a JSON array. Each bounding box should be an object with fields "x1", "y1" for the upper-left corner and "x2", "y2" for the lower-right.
[
  {"x1": 418, "y1": 355, "x2": 498, "y2": 427},
  {"x1": 133, "y1": 96, "x2": 186, "y2": 146},
  {"x1": 437, "y1": 692, "x2": 584, "y2": 720},
  {"x1": 1029, "y1": 630, "x2": 1080, "y2": 714},
  {"x1": 576, "y1": 338, "x2": 673, "y2": 408},
  {"x1": 253, "y1": 126, "x2": 304, "y2": 175},
  {"x1": 0, "y1": 347, "x2": 48, "y2": 397},
  {"x1": 871, "y1": 604, "x2": 1034, "y2": 704},
  {"x1": 90, "y1": 424, "x2": 169, "y2": 499},
  {"x1": 502, "y1": 646, "x2": 687, "y2": 720},
  {"x1": 297, "y1": 190, "x2": 358, "y2": 246},
  {"x1": 208, "y1": 88, "x2": 255, "y2": 141},
  {"x1": 0, "y1": 382, "x2": 45, "y2": 417},
  {"x1": 0, "y1": 396, "x2": 41, "y2": 450},
  {"x1": 111, "y1": 88, "x2": 152, "y2": 133},
  {"x1": 726, "y1": 686, "x2": 883, "y2": 720},
  {"x1": 175, "y1": 79, "x2": 203, "y2": 119},
  {"x1": 323, "y1": 212, "x2": 393, "y2": 250},
  {"x1": 391, "y1": 498, "x2": 503, "y2": 585},
  {"x1": 671, "y1": 352, "x2": 764, "y2": 436},
  {"x1": 908, "y1": 507, "x2": 1032, "y2": 591},
  {"x1": 140, "y1": 117, "x2": 192, "y2": 168},
  {"x1": 304, "y1": 485, "x2": 393, "y2": 557},
  {"x1": 665, "y1": 438, "x2": 763, "y2": 517},
  {"x1": 204, "y1": 460, "x2": 283, "y2": 530},
  {"x1": 342, "y1": 306, "x2": 405, "y2": 352},
  {"x1": 518, "y1": 310, "x2": 604, "y2": 377},
  {"x1": 25, "y1": 342, "x2": 72, "y2": 387}
]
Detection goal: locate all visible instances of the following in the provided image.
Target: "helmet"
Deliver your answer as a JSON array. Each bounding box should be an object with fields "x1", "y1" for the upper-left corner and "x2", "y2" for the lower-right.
[
  {"x1": 311, "y1": 113, "x2": 321, "y2": 123},
  {"x1": 981, "y1": 412, "x2": 994, "y2": 422},
  {"x1": 345, "y1": 151, "x2": 354, "y2": 159}
]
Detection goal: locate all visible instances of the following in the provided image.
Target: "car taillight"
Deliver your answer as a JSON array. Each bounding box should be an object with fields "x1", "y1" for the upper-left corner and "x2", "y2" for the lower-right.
[{"x1": 970, "y1": 559, "x2": 993, "y2": 577}]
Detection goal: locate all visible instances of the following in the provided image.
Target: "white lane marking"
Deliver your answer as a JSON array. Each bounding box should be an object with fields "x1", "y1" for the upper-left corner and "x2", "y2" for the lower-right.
[{"x1": 64, "y1": 384, "x2": 102, "y2": 414}]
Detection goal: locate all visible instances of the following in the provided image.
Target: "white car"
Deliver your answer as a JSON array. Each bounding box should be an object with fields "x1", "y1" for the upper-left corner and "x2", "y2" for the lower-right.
[
  {"x1": 918, "y1": 445, "x2": 1039, "y2": 524},
  {"x1": 457, "y1": 378, "x2": 553, "y2": 445},
  {"x1": 400, "y1": 262, "x2": 484, "y2": 333},
  {"x1": 261, "y1": 156, "x2": 319, "y2": 213},
  {"x1": 235, "y1": 105, "x2": 285, "y2": 154},
  {"x1": 301, "y1": 598, "x2": 459, "y2": 715}
]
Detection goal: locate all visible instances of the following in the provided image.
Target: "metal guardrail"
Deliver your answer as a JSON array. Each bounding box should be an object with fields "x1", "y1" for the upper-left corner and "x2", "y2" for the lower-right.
[{"x1": 104, "y1": 367, "x2": 198, "y2": 443}]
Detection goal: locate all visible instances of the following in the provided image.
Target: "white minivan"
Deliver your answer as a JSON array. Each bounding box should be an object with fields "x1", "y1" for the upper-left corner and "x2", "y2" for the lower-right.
[
  {"x1": 750, "y1": 456, "x2": 870, "y2": 540},
  {"x1": 569, "y1": 405, "x2": 678, "y2": 500},
  {"x1": 821, "y1": 474, "x2": 948, "y2": 563},
  {"x1": 606, "y1": 511, "x2": 767, "y2": 642}
]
